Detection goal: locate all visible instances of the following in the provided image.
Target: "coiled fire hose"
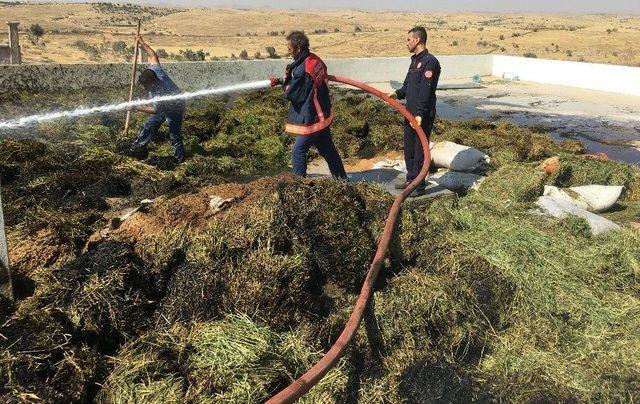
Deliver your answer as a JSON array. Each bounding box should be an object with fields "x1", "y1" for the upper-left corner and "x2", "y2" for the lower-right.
[{"x1": 266, "y1": 75, "x2": 431, "y2": 403}]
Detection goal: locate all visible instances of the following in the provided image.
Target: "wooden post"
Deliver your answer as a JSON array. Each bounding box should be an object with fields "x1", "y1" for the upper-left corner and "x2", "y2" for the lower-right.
[
  {"x1": 0, "y1": 180, "x2": 13, "y2": 303},
  {"x1": 123, "y1": 20, "x2": 142, "y2": 138}
]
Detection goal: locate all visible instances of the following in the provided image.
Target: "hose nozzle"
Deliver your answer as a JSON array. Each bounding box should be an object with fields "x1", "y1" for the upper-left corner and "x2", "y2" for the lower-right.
[{"x1": 270, "y1": 77, "x2": 283, "y2": 87}]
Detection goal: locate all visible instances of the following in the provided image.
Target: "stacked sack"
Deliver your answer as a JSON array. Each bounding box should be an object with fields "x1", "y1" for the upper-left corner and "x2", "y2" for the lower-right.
[{"x1": 428, "y1": 141, "x2": 489, "y2": 192}]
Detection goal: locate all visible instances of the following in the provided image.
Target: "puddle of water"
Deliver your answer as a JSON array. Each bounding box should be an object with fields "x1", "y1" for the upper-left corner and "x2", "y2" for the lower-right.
[{"x1": 549, "y1": 132, "x2": 640, "y2": 166}]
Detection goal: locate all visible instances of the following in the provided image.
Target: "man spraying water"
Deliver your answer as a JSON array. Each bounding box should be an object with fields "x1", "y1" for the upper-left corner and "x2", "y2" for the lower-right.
[{"x1": 128, "y1": 35, "x2": 186, "y2": 163}]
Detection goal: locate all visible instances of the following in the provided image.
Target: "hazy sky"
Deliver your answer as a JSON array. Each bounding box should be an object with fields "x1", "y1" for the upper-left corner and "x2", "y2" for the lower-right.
[{"x1": 19, "y1": 0, "x2": 640, "y2": 13}]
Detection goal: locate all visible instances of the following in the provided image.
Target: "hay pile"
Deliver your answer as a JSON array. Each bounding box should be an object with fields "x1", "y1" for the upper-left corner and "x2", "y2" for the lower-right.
[{"x1": 1, "y1": 87, "x2": 639, "y2": 402}]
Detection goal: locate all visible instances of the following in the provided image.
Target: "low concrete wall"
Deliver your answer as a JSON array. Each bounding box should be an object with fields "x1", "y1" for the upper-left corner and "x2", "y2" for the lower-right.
[
  {"x1": 492, "y1": 55, "x2": 640, "y2": 97},
  {"x1": 0, "y1": 55, "x2": 493, "y2": 93},
  {"x1": 327, "y1": 55, "x2": 493, "y2": 83},
  {"x1": 9, "y1": 55, "x2": 637, "y2": 96}
]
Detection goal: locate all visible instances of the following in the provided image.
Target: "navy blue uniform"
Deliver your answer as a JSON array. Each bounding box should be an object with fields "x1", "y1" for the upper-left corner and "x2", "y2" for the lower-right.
[
  {"x1": 281, "y1": 50, "x2": 346, "y2": 179},
  {"x1": 395, "y1": 49, "x2": 441, "y2": 189},
  {"x1": 133, "y1": 64, "x2": 186, "y2": 162}
]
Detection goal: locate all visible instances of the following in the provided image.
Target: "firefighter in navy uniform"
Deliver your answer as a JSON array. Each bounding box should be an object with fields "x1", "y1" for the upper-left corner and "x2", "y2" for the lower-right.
[
  {"x1": 271, "y1": 31, "x2": 347, "y2": 179},
  {"x1": 389, "y1": 26, "x2": 441, "y2": 197}
]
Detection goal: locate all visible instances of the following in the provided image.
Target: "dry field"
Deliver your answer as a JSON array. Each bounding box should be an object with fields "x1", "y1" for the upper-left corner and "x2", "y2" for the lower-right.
[{"x1": 0, "y1": 2, "x2": 639, "y2": 66}]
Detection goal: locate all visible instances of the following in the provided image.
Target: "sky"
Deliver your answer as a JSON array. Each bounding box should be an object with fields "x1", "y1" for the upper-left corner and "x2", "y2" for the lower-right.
[{"x1": 15, "y1": 0, "x2": 640, "y2": 13}]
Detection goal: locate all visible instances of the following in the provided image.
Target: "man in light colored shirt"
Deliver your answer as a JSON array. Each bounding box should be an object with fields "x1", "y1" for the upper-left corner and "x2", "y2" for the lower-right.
[{"x1": 129, "y1": 35, "x2": 186, "y2": 163}]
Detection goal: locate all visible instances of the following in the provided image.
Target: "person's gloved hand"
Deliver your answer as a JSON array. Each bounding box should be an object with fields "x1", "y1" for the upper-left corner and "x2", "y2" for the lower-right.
[
  {"x1": 270, "y1": 77, "x2": 282, "y2": 87},
  {"x1": 414, "y1": 116, "x2": 422, "y2": 127},
  {"x1": 387, "y1": 91, "x2": 397, "y2": 99}
]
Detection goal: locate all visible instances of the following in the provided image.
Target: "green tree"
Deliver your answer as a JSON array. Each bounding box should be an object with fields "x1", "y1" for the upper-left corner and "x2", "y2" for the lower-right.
[{"x1": 30, "y1": 23, "x2": 45, "y2": 38}]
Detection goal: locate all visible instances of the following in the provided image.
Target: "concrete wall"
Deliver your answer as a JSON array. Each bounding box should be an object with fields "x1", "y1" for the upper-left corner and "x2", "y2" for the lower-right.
[
  {"x1": 327, "y1": 55, "x2": 493, "y2": 83},
  {"x1": 492, "y1": 55, "x2": 640, "y2": 97},
  {"x1": 0, "y1": 55, "x2": 493, "y2": 93},
  {"x1": 3, "y1": 55, "x2": 638, "y2": 96}
]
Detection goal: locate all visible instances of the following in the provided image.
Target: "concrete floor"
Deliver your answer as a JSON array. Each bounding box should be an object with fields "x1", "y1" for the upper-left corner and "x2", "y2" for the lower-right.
[{"x1": 371, "y1": 78, "x2": 640, "y2": 165}]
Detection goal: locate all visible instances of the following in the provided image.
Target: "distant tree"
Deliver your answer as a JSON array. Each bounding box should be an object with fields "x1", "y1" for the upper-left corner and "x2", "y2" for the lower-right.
[
  {"x1": 178, "y1": 48, "x2": 206, "y2": 61},
  {"x1": 112, "y1": 41, "x2": 127, "y2": 53},
  {"x1": 239, "y1": 50, "x2": 249, "y2": 60},
  {"x1": 254, "y1": 51, "x2": 262, "y2": 59},
  {"x1": 451, "y1": 40, "x2": 458, "y2": 46},
  {"x1": 265, "y1": 46, "x2": 279, "y2": 59},
  {"x1": 354, "y1": 26, "x2": 362, "y2": 32},
  {"x1": 334, "y1": 27, "x2": 340, "y2": 33},
  {"x1": 477, "y1": 27, "x2": 484, "y2": 31},
  {"x1": 499, "y1": 34, "x2": 505, "y2": 40},
  {"x1": 30, "y1": 23, "x2": 45, "y2": 38},
  {"x1": 523, "y1": 52, "x2": 537, "y2": 58},
  {"x1": 566, "y1": 50, "x2": 573, "y2": 57}
]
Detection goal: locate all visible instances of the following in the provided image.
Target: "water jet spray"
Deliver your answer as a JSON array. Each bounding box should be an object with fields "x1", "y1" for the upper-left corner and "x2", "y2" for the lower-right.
[{"x1": 0, "y1": 80, "x2": 272, "y2": 131}]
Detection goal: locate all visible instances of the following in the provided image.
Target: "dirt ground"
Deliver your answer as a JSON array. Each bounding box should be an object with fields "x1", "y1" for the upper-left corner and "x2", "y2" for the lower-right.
[{"x1": 1, "y1": 2, "x2": 639, "y2": 66}]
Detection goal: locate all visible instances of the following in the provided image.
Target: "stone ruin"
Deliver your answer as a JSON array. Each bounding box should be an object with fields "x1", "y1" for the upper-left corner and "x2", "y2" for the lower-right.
[{"x1": 0, "y1": 22, "x2": 21, "y2": 65}]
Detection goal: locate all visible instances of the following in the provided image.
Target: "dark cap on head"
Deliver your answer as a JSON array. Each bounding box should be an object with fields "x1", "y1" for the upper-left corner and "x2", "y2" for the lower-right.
[{"x1": 138, "y1": 69, "x2": 159, "y2": 86}]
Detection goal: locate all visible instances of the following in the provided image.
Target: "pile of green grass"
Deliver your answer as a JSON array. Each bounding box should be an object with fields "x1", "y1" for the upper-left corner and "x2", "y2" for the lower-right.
[
  {"x1": 433, "y1": 119, "x2": 585, "y2": 168},
  {"x1": 2, "y1": 87, "x2": 640, "y2": 402},
  {"x1": 99, "y1": 315, "x2": 348, "y2": 403}
]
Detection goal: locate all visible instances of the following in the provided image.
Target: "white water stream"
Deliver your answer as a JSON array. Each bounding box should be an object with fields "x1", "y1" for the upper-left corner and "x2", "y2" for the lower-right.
[{"x1": 0, "y1": 80, "x2": 272, "y2": 130}]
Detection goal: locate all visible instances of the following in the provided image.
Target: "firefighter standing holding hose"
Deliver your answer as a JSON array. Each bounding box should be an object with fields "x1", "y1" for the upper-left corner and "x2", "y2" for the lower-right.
[
  {"x1": 389, "y1": 26, "x2": 441, "y2": 197},
  {"x1": 271, "y1": 31, "x2": 347, "y2": 179}
]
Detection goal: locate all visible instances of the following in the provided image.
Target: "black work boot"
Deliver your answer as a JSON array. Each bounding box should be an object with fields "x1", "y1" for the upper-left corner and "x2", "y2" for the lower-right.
[
  {"x1": 408, "y1": 188, "x2": 426, "y2": 198},
  {"x1": 127, "y1": 143, "x2": 149, "y2": 160},
  {"x1": 394, "y1": 181, "x2": 410, "y2": 190}
]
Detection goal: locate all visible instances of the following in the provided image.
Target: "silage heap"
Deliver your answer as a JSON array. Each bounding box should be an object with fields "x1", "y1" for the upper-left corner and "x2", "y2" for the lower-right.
[{"x1": 0, "y1": 88, "x2": 639, "y2": 403}]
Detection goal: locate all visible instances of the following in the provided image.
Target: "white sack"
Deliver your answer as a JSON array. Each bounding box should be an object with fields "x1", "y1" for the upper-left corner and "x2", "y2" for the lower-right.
[
  {"x1": 430, "y1": 141, "x2": 489, "y2": 172},
  {"x1": 535, "y1": 196, "x2": 620, "y2": 235},
  {"x1": 543, "y1": 185, "x2": 623, "y2": 213},
  {"x1": 428, "y1": 171, "x2": 485, "y2": 193}
]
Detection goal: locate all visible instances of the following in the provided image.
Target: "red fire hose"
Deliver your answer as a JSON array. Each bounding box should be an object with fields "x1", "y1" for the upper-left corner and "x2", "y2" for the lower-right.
[{"x1": 266, "y1": 75, "x2": 431, "y2": 403}]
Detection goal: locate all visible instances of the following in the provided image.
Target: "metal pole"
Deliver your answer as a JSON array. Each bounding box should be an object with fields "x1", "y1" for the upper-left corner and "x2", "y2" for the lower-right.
[
  {"x1": 123, "y1": 20, "x2": 142, "y2": 138},
  {"x1": 0, "y1": 180, "x2": 13, "y2": 303}
]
